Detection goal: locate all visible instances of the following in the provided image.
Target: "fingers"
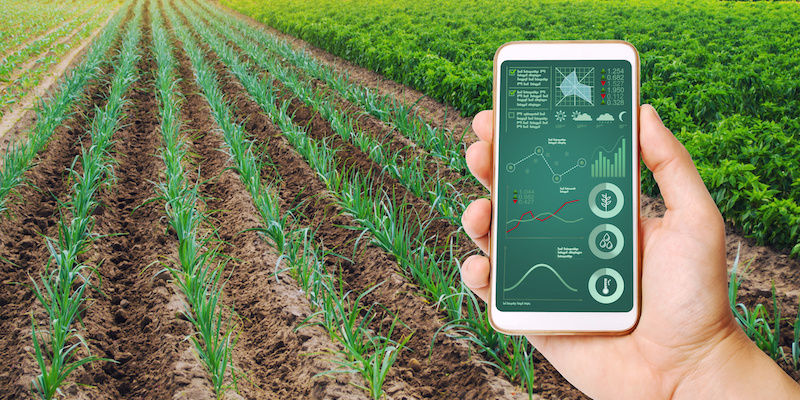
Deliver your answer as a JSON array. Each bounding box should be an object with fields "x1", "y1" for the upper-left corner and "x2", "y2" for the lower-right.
[
  {"x1": 462, "y1": 198, "x2": 491, "y2": 254},
  {"x1": 639, "y1": 105, "x2": 722, "y2": 230},
  {"x1": 461, "y1": 255, "x2": 490, "y2": 302},
  {"x1": 472, "y1": 110, "x2": 493, "y2": 143},
  {"x1": 467, "y1": 110, "x2": 494, "y2": 190},
  {"x1": 466, "y1": 141, "x2": 492, "y2": 190},
  {"x1": 462, "y1": 109, "x2": 494, "y2": 303}
]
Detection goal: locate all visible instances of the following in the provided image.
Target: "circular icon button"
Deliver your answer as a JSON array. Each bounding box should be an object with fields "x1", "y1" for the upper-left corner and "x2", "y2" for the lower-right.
[
  {"x1": 588, "y1": 268, "x2": 624, "y2": 304},
  {"x1": 589, "y1": 183, "x2": 624, "y2": 219},
  {"x1": 588, "y1": 224, "x2": 624, "y2": 259}
]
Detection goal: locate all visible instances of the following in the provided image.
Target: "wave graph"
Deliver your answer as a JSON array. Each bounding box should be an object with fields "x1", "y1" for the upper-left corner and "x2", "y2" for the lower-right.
[{"x1": 504, "y1": 263, "x2": 578, "y2": 292}]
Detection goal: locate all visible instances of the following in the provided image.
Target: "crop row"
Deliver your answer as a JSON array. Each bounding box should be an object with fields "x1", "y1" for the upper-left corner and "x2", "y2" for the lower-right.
[
  {"x1": 153, "y1": 1, "x2": 241, "y2": 396},
  {"x1": 223, "y1": 0, "x2": 800, "y2": 257},
  {"x1": 194, "y1": 3, "x2": 469, "y2": 223},
  {"x1": 182, "y1": 0, "x2": 538, "y2": 396},
  {"x1": 199, "y1": 1, "x2": 470, "y2": 177},
  {"x1": 0, "y1": 7, "x2": 94, "y2": 81},
  {"x1": 28, "y1": 0, "x2": 142, "y2": 397}
]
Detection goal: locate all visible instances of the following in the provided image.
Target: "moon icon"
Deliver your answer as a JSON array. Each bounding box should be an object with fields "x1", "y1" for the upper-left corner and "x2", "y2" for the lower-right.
[{"x1": 618, "y1": 111, "x2": 627, "y2": 122}]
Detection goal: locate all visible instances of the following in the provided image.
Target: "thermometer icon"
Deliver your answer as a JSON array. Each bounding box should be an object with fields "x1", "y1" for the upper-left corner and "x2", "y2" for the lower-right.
[{"x1": 589, "y1": 268, "x2": 624, "y2": 304}]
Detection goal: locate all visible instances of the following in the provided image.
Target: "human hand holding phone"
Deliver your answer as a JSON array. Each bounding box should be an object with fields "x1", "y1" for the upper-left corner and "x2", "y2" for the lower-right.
[{"x1": 461, "y1": 105, "x2": 800, "y2": 399}]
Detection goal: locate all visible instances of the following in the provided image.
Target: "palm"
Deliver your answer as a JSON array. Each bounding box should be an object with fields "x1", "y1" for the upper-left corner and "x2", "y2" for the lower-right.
[{"x1": 526, "y1": 211, "x2": 733, "y2": 399}]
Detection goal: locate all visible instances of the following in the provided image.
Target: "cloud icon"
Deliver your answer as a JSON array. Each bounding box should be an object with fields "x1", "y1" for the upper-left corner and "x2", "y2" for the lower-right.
[
  {"x1": 597, "y1": 113, "x2": 615, "y2": 122},
  {"x1": 572, "y1": 112, "x2": 592, "y2": 121}
]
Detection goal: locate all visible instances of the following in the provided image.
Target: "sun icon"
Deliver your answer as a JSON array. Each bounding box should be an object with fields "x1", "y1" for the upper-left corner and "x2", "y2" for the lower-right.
[{"x1": 555, "y1": 110, "x2": 566, "y2": 122}]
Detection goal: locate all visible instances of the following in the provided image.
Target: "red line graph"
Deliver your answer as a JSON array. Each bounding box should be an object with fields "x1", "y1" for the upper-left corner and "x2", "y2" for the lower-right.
[{"x1": 506, "y1": 199, "x2": 580, "y2": 233}]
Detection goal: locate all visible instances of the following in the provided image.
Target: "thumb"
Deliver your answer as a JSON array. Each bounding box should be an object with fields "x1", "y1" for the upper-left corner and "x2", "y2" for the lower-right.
[{"x1": 639, "y1": 104, "x2": 721, "y2": 230}]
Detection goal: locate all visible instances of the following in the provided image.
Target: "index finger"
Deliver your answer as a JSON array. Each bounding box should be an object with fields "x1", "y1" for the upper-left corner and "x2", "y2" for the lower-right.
[{"x1": 472, "y1": 110, "x2": 493, "y2": 143}]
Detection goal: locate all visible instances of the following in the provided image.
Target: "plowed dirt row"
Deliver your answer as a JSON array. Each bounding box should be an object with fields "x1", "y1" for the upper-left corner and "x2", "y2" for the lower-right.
[{"x1": 0, "y1": 5, "x2": 129, "y2": 397}]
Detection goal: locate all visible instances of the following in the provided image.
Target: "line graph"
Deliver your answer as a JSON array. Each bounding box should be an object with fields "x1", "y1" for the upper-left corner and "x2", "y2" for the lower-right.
[
  {"x1": 505, "y1": 213, "x2": 583, "y2": 226},
  {"x1": 504, "y1": 263, "x2": 578, "y2": 292},
  {"x1": 506, "y1": 199, "x2": 580, "y2": 233},
  {"x1": 506, "y1": 145, "x2": 587, "y2": 183}
]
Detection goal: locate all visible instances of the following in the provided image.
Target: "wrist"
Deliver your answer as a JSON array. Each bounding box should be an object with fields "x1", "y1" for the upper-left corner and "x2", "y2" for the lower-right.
[{"x1": 673, "y1": 321, "x2": 800, "y2": 399}]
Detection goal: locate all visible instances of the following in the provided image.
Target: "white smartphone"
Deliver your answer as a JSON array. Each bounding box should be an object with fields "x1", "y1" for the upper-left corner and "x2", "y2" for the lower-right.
[{"x1": 489, "y1": 41, "x2": 641, "y2": 334}]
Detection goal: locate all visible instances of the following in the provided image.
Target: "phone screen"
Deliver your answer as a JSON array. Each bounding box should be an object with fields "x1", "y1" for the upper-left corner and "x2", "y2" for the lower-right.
[{"x1": 496, "y1": 60, "x2": 634, "y2": 312}]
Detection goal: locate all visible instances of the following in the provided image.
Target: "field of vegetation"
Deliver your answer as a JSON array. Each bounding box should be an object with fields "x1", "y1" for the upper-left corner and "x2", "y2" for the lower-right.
[
  {"x1": 0, "y1": 0, "x2": 798, "y2": 398},
  {"x1": 225, "y1": 0, "x2": 800, "y2": 260},
  {"x1": 0, "y1": 0, "x2": 118, "y2": 119}
]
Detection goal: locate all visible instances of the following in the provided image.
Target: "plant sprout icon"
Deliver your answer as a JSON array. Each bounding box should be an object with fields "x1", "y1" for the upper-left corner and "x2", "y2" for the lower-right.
[
  {"x1": 555, "y1": 110, "x2": 566, "y2": 122},
  {"x1": 600, "y1": 192, "x2": 612, "y2": 211}
]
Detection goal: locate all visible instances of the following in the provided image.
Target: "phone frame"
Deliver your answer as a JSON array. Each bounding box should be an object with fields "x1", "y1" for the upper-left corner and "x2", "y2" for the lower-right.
[{"x1": 489, "y1": 41, "x2": 642, "y2": 335}]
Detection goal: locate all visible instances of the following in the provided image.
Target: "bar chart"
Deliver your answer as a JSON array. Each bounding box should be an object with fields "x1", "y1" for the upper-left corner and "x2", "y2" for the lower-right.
[{"x1": 590, "y1": 138, "x2": 625, "y2": 178}]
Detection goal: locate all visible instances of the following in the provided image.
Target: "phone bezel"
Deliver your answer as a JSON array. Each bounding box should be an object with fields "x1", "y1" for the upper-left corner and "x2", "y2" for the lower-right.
[{"x1": 489, "y1": 41, "x2": 641, "y2": 335}]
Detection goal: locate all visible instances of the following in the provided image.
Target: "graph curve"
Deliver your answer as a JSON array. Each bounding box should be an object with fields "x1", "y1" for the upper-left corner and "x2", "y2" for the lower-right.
[
  {"x1": 506, "y1": 199, "x2": 579, "y2": 233},
  {"x1": 504, "y1": 263, "x2": 578, "y2": 293},
  {"x1": 506, "y1": 213, "x2": 583, "y2": 225}
]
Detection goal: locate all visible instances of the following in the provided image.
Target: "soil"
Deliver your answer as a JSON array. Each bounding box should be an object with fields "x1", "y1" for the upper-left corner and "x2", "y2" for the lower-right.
[{"x1": 1, "y1": 0, "x2": 799, "y2": 399}]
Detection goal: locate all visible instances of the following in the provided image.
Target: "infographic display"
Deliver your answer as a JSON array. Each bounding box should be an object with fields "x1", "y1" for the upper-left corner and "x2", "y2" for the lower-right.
[{"x1": 497, "y1": 60, "x2": 634, "y2": 312}]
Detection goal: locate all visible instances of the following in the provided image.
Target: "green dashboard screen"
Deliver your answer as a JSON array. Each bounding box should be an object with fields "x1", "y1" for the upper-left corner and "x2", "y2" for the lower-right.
[{"x1": 496, "y1": 60, "x2": 634, "y2": 312}]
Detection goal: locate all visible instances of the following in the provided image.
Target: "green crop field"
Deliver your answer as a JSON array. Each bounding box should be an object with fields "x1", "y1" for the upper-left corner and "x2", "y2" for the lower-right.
[{"x1": 225, "y1": 0, "x2": 800, "y2": 257}]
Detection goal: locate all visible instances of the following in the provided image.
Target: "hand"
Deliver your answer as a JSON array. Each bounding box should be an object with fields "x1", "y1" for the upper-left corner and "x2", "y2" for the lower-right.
[{"x1": 460, "y1": 104, "x2": 800, "y2": 399}]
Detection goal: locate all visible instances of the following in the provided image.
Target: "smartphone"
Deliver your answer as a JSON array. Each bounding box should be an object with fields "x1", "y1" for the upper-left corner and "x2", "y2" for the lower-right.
[{"x1": 489, "y1": 41, "x2": 641, "y2": 334}]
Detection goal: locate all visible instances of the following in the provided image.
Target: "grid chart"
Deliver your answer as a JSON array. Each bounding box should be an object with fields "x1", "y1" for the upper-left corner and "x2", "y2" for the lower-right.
[{"x1": 555, "y1": 67, "x2": 595, "y2": 107}]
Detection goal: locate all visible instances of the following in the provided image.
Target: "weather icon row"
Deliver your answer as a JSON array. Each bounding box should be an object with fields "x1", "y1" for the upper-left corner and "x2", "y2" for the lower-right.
[{"x1": 555, "y1": 110, "x2": 628, "y2": 122}]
